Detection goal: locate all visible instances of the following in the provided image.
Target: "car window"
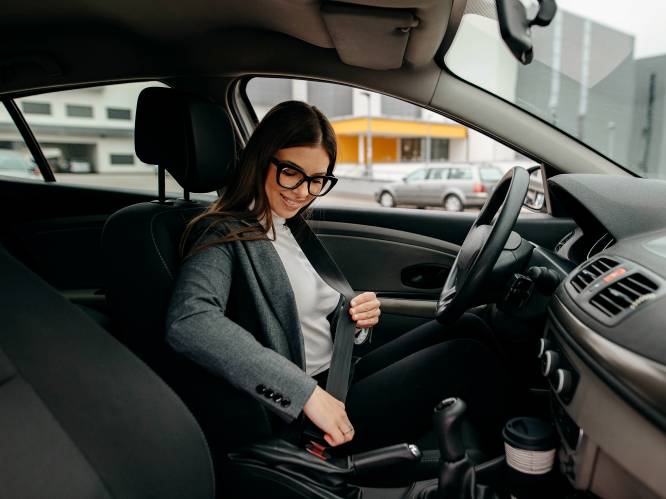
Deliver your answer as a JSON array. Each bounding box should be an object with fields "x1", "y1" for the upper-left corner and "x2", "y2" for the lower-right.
[
  {"x1": 448, "y1": 168, "x2": 473, "y2": 180},
  {"x1": 0, "y1": 109, "x2": 42, "y2": 181},
  {"x1": 444, "y1": 2, "x2": 666, "y2": 179},
  {"x1": 9, "y1": 82, "x2": 213, "y2": 197},
  {"x1": 405, "y1": 169, "x2": 427, "y2": 182},
  {"x1": 244, "y1": 77, "x2": 535, "y2": 211},
  {"x1": 428, "y1": 169, "x2": 446, "y2": 180},
  {"x1": 479, "y1": 167, "x2": 503, "y2": 182}
]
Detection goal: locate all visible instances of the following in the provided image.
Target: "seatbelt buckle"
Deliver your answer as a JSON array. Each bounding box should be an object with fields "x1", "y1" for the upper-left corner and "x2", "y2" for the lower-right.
[
  {"x1": 305, "y1": 440, "x2": 332, "y2": 461},
  {"x1": 354, "y1": 327, "x2": 373, "y2": 345},
  {"x1": 302, "y1": 423, "x2": 331, "y2": 460}
]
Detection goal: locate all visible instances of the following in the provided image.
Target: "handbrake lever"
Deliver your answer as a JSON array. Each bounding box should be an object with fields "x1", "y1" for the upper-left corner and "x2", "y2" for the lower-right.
[{"x1": 350, "y1": 443, "x2": 422, "y2": 475}]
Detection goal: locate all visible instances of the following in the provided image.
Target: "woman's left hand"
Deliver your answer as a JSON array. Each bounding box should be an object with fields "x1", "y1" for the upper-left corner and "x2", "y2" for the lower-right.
[{"x1": 349, "y1": 292, "x2": 381, "y2": 329}]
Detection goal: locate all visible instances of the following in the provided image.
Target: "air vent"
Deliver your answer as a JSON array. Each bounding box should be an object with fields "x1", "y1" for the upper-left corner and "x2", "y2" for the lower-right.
[
  {"x1": 570, "y1": 257, "x2": 620, "y2": 292},
  {"x1": 590, "y1": 273, "x2": 659, "y2": 318}
]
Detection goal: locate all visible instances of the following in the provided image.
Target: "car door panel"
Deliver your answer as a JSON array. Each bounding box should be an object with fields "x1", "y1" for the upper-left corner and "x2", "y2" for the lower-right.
[
  {"x1": 310, "y1": 206, "x2": 576, "y2": 350},
  {"x1": 312, "y1": 220, "x2": 457, "y2": 296},
  {"x1": 0, "y1": 179, "x2": 157, "y2": 308}
]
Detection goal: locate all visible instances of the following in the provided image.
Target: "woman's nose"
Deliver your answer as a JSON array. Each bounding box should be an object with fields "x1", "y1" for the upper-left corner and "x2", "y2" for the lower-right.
[{"x1": 294, "y1": 181, "x2": 310, "y2": 198}]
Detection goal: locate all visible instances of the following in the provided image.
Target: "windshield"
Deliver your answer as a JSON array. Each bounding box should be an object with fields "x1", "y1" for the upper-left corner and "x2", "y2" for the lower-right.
[{"x1": 445, "y1": 0, "x2": 666, "y2": 179}]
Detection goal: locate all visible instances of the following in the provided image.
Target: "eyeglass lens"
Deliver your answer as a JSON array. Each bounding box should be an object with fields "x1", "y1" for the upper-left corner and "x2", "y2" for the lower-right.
[{"x1": 278, "y1": 166, "x2": 332, "y2": 195}]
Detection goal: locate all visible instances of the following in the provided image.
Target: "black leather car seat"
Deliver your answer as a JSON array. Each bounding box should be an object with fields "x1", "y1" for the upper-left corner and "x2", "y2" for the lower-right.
[
  {"x1": 0, "y1": 242, "x2": 214, "y2": 499},
  {"x1": 101, "y1": 87, "x2": 275, "y2": 477}
]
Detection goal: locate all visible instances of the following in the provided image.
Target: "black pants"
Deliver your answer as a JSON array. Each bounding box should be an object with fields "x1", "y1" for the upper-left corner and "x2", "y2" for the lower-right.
[{"x1": 314, "y1": 314, "x2": 512, "y2": 454}]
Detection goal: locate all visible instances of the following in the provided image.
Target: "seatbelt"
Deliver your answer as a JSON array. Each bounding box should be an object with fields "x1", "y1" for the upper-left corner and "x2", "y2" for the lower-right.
[{"x1": 286, "y1": 215, "x2": 356, "y2": 403}]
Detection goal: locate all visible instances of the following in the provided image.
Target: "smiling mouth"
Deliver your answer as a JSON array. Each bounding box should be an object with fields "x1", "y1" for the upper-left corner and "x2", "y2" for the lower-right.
[{"x1": 280, "y1": 193, "x2": 305, "y2": 209}]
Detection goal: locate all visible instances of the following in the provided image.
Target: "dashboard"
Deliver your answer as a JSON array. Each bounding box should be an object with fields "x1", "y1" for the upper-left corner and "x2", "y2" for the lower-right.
[{"x1": 539, "y1": 174, "x2": 666, "y2": 498}]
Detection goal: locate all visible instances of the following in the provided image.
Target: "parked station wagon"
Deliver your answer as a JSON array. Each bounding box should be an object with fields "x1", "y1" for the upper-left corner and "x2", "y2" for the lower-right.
[{"x1": 375, "y1": 164, "x2": 503, "y2": 210}]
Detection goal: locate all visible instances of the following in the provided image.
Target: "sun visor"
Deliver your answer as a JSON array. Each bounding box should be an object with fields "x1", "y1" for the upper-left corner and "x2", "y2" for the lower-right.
[{"x1": 321, "y1": 2, "x2": 420, "y2": 70}]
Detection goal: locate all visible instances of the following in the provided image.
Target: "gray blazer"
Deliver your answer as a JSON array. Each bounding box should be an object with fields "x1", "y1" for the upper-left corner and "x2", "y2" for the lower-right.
[{"x1": 166, "y1": 220, "x2": 322, "y2": 423}]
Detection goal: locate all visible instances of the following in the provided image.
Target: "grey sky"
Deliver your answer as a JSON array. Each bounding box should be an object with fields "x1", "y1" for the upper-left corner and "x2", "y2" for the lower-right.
[{"x1": 558, "y1": 0, "x2": 666, "y2": 58}]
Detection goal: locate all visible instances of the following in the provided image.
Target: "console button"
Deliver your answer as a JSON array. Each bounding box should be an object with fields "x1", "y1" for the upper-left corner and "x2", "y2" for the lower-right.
[
  {"x1": 538, "y1": 338, "x2": 552, "y2": 358},
  {"x1": 541, "y1": 351, "x2": 560, "y2": 377},
  {"x1": 555, "y1": 369, "x2": 573, "y2": 398}
]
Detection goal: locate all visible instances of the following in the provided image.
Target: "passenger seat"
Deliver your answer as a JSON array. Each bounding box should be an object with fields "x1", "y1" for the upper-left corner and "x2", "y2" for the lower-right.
[{"x1": 0, "y1": 243, "x2": 214, "y2": 499}]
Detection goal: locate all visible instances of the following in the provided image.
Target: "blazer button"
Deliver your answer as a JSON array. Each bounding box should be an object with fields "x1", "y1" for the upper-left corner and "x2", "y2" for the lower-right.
[
  {"x1": 265, "y1": 389, "x2": 275, "y2": 399},
  {"x1": 280, "y1": 398, "x2": 291, "y2": 408},
  {"x1": 256, "y1": 384, "x2": 266, "y2": 395},
  {"x1": 273, "y1": 393, "x2": 283, "y2": 403}
]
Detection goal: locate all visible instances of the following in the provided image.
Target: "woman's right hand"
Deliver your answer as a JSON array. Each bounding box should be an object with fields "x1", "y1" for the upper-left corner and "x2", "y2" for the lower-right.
[{"x1": 303, "y1": 386, "x2": 355, "y2": 446}]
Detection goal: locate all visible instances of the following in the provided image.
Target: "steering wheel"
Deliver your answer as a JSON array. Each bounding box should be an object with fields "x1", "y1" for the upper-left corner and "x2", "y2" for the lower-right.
[{"x1": 436, "y1": 166, "x2": 530, "y2": 324}]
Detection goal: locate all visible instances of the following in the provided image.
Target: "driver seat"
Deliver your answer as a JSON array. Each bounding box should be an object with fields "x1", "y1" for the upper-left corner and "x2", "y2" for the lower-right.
[{"x1": 101, "y1": 87, "x2": 275, "y2": 473}]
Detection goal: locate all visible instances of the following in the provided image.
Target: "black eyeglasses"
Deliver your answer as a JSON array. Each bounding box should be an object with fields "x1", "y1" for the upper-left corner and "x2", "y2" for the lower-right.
[{"x1": 270, "y1": 157, "x2": 338, "y2": 197}]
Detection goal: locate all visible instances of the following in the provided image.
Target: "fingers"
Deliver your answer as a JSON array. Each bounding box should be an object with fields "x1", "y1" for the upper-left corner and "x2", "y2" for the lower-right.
[
  {"x1": 351, "y1": 308, "x2": 381, "y2": 321},
  {"x1": 350, "y1": 299, "x2": 381, "y2": 314},
  {"x1": 349, "y1": 292, "x2": 381, "y2": 328},
  {"x1": 324, "y1": 419, "x2": 355, "y2": 447},
  {"x1": 304, "y1": 387, "x2": 355, "y2": 447},
  {"x1": 350, "y1": 292, "x2": 376, "y2": 308}
]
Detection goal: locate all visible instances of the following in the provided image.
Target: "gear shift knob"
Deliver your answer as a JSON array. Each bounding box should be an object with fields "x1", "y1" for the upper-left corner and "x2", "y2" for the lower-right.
[{"x1": 433, "y1": 397, "x2": 467, "y2": 462}]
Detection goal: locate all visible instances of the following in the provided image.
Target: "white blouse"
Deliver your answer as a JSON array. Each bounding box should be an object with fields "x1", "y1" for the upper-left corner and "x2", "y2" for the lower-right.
[{"x1": 269, "y1": 213, "x2": 339, "y2": 376}]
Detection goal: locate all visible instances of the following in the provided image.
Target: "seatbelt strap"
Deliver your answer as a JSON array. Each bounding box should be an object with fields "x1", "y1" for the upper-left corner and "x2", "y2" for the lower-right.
[{"x1": 286, "y1": 215, "x2": 356, "y2": 403}]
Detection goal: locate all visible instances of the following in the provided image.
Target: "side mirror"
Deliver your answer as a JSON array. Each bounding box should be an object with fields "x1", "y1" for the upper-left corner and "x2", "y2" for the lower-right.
[
  {"x1": 402, "y1": 177, "x2": 408, "y2": 183},
  {"x1": 496, "y1": 0, "x2": 557, "y2": 64},
  {"x1": 524, "y1": 165, "x2": 546, "y2": 211}
]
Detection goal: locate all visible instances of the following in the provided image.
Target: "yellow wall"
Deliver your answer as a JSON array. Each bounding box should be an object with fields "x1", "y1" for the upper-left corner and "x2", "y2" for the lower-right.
[
  {"x1": 351, "y1": 136, "x2": 398, "y2": 163},
  {"x1": 337, "y1": 135, "x2": 358, "y2": 163},
  {"x1": 332, "y1": 117, "x2": 467, "y2": 139},
  {"x1": 371, "y1": 137, "x2": 398, "y2": 162}
]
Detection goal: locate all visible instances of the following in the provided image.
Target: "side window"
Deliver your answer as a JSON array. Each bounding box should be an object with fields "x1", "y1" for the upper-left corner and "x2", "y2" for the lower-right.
[
  {"x1": 245, "y1": 77, "x2": 535, "y2": 211},
  {"x1": 448, "y1": 168, "x2": 473, "y2": 180},
  {"x1": 429, "y1": 169, "x2": 445, "y2": 180},
  {"x1": 0, "y1": 105, "x2": 41, "y2": 180},
  {"x1": 405, "y1": 169, "x2": 427, "y2": 182},
  {"x1": 9, "y1": 82, "x2": 198, "y2": 195}
]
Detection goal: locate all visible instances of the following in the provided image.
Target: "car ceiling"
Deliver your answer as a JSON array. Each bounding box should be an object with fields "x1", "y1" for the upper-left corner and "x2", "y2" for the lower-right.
[{"x1": 1, "y1": 0, "x2": 454, "y2": 94}]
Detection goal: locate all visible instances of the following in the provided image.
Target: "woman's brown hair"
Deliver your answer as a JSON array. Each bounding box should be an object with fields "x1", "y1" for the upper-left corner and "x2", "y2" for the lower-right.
[{"x1": 180, "y1": 100, "x2": 337, "y2": 257}]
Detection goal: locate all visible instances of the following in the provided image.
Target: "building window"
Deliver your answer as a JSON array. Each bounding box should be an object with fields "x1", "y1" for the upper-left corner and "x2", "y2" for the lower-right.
[
  {"x1": 66, "y1": 104, "x2": 94, "y2": 118},
  {"x1": 107, "y1": 107, "x2": 132, "y2": 120},
  {"x1": 430, "y1": 138, "x2": 449, "y2": 161},
  {"x1": 400, "y1": 138, "x2": 423, "y2": 161},
  {"x1": 110, "y1": 154, "x2": 135, "y2": 165},
  {"x1": 21, "y1": 102, "x2": 51, "y2": 115}
]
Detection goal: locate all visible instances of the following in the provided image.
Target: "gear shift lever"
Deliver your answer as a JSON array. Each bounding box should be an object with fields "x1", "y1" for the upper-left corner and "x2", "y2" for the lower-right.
[
  {"x1": 434, "y1": 397, "x2": 466, "y2": 461},
  {"x1": 433, "y1": 397, "x2": 474, "y2": 499}
]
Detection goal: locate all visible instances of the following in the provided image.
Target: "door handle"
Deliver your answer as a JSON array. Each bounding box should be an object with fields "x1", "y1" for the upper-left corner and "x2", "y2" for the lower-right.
[{"x1": 401, "y1": 264, "x2": 449, "y2": 289}]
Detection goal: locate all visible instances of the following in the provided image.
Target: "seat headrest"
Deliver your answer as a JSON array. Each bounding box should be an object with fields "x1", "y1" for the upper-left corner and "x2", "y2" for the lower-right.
[{"x1": 135, "y1": 87, "x2": 236, "y2": 193}]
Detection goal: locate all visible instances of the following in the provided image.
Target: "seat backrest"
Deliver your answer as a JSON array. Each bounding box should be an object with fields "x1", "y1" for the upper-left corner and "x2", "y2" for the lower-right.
[
  {"x1": 0, "y1": 243, "x2": 215, "y2": 499},
  {"x1": 102, "y1": 87, "x2": 236, "y2": 348},
  {"x1": 101, "y1": 87, "x2": 275, "y2": 470}
]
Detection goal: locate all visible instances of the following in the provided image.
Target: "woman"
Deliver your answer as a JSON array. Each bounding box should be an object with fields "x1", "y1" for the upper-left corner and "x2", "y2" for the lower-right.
[{"x1": 166, "y1": 101, "x2": 509, "y2": 453}]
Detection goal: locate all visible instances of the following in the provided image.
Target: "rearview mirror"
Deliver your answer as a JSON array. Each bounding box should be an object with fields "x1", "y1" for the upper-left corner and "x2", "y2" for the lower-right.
[
  {"x1": 496, "y1": 0, "x2": 557, "y2": 64},
  {"x1": 524, "y1": 166, "x2": 546, "y2": 211}
]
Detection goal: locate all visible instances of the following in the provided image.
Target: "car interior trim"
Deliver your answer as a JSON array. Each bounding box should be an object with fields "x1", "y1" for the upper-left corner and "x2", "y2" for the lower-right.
[
  {"x1": 549, "y1": 319, "x2": 666, "y2": 497},
  {"x1": 374, "y1": 298, "x2": 437, "y2": 318},
  {"x1": 310, "y1": 220, "x2": 460, "y2": 256},
  {"x1": 550, "y1": 295, "x2": 666, "y2": 432}
]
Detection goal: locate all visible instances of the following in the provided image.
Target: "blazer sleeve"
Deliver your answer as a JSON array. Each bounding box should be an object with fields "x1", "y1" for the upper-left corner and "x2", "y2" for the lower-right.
[{"x1": 166, "y1": 241, "x2": 317, "y2": 423}]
